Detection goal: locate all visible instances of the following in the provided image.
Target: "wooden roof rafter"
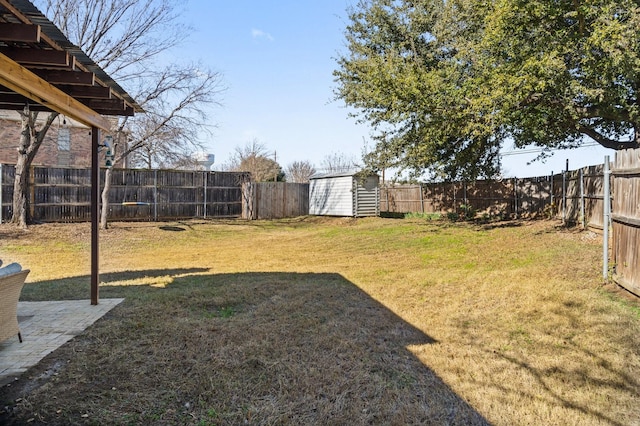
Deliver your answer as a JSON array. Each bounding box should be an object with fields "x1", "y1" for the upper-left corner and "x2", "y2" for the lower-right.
[{"x1": 0, "y1": 0, "x2": 142, "y2": 123}]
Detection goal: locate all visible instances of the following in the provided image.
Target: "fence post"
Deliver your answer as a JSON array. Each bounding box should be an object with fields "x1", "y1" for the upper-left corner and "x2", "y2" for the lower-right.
[
  {"x1": 420, "y1": 183, "x2": 424, "y2": 213},
  {"x1": 0, "y1": 163, "x2": 3, "y2": 224},
  {"x1": 550, "y1": 172, "x2": 554, "y2": 216},
  {"x1": 513, "y1": 178, "x2": 518, "y2": 218},
  {"x1": 29, "y1": 166, "x2": 35, "y2": 222},
  {"x1": 153, "y1": 169, "x2": 158, "y2": 221},
  {"x1": 463, "y1": 181, "x2": 467, "y2": 206},
  {"x1": 579, "y1": 168, "x2": 585, "y2": 229},
  {"x1": 203, "y1": 172, "x2": 208, "y2": 218},
  {"x1": 562, "y1": 170, "x2": 567, "y2": 224},
  {"x1": 603, "y1": 156, "x2": 611, "y2": 281}
]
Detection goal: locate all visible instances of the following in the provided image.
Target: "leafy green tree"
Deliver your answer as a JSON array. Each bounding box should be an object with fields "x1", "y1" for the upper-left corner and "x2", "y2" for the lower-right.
[{"x1": 334, "y1": 0, "x2": 640, "y2": 180}]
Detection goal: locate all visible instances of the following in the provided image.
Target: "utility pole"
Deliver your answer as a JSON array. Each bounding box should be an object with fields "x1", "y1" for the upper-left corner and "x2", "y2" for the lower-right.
[{"x1": 274, "y1": 151, "x2": 277, "y2": 182}]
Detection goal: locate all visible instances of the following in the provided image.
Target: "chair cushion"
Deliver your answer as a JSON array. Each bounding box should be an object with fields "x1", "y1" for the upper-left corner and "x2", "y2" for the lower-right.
[{"x1": 0, "y1": 263, "x2": 22, "y2": 277}]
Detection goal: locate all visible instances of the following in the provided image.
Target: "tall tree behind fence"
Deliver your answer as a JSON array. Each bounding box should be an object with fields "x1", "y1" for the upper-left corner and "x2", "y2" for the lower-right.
[
  {"x1": 612, "y1": 149, "x2": 640, "y2": 295},
  {"x1": 0, "y1": 164, "x2": 249, "y2": 222},
  {"x1": 242, "y1": 182, "x2": 309, "y2": 220}
]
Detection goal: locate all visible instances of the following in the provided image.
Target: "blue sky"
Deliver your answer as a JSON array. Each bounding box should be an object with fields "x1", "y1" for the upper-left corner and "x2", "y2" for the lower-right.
[{"x1": 181, "y1": 0, "x2": 613, "y2": 178}]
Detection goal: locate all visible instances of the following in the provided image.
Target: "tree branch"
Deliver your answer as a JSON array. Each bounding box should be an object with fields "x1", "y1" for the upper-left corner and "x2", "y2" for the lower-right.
[{"x1": 577, "y1": 124, "x2": 638, "y2": 150}]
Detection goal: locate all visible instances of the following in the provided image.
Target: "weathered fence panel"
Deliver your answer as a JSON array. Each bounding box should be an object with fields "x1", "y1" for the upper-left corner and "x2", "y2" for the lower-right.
[
  {"x1": 242, "y1": 182, "x2": 309, "y2": 220},
  {"x1": 0, "y1": 164, "x2": 249, "y2": 223},
  {"x1": 612, "y1": 149, "x2": 640, "y2": 295},
  {"x1": 0, "y1": 162, "x2": 610, "y2": 228},
  {"x1": 382, "y1": 177, "x2": 552, "y2": 219},
  {"x1": 551, "y1": 165, "x2": 607, "y2": 229}
]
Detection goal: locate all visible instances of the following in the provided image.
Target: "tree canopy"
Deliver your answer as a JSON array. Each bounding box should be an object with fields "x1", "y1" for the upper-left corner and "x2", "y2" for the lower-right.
[
  {"x1": 225, "y1": 140, "x2": 284, "y2": 182},
  {"x1": 334, "y1": 0, "x2": 640, "y2": 180}
]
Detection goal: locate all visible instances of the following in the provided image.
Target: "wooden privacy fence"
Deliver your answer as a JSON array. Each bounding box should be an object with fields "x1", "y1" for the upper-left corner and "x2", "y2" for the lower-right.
[
  {"x1": 0, "y1": 164, "x2": 249, "y2": 222},
  {"x1": 242, "y1": 182, "x2": 309, "y2": 220},
  {"x1": 381, "y1": 178, "x2": 551, "y2": 219},
  {"x1": 0, "y1": 162, "x2": 610, "y2": 228},
  {"x1": 381, "y1": 164, "x2": 608, "y2": 229},
  {"x1": 612, "y1": 149, "x2": 640, "y2": 295}
]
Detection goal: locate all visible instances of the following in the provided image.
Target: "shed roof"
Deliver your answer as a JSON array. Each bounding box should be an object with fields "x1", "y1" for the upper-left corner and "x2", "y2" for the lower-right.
[{"x1": 310, "y1": 169, "x2": 378, "y2": 180}]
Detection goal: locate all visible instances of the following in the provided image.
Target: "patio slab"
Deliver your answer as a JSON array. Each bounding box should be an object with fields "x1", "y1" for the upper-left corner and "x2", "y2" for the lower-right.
[{"x1": 0, "y1": 299, "x2": 123, "y2": 386}]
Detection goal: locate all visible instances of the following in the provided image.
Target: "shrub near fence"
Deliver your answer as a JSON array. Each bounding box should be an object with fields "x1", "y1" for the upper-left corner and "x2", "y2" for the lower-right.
[{"x1": 0, "y1": 164, "x2": 249, "y2": 223}]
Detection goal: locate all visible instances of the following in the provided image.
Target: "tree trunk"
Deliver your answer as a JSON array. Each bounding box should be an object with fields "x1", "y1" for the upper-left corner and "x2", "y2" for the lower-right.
[
  {"x1": 100, "y1": 166, "x2": 112, "y2": 229},
  {"x1": 11, "y1": 111, "x2": 34, "y2": 228},
  {"x1": 11, "y1": 153, "x2": 29, "y2": 229},
  {"x1": 10, "y1": 107, "x2": 58, "y2": 228}
]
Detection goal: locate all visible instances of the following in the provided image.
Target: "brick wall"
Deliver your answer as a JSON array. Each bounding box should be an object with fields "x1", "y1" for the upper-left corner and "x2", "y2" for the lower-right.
[{"x1": 0, "y1": 114, "x2": 100, "y2": 167}]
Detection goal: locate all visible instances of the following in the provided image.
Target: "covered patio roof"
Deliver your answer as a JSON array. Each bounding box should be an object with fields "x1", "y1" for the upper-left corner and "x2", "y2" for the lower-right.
[
  {"x1": 0, "y1": 0, "x2": 141, "y2": 304},
  {"x1": 0, "y1": 0, "x2": 142, "y2": 127}
]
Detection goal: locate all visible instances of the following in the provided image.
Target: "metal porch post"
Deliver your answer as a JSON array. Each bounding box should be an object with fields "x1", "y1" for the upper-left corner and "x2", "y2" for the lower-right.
[{"x1": 91, "y1": 127, "x2": 100, "y2": 305}]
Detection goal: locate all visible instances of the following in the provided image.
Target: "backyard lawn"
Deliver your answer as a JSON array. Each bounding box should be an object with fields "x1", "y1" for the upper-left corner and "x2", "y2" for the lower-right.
[{"x1": 0, "y1": 217, "x2": 638, "y2": 425}]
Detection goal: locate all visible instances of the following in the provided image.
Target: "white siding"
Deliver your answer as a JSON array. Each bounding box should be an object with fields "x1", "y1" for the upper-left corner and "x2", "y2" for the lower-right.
[{"x1": 309, "y1": 176, "x2": 354, "y2": 216}]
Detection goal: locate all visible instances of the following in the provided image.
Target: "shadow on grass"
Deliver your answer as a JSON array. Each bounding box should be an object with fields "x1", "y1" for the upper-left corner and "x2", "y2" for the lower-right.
[
  {"x1": 5, "y1": 270, "x2": 490, "y2": 425},
  {"x1": 19, "y1": 268, "x2": 211, "y2": 301}
]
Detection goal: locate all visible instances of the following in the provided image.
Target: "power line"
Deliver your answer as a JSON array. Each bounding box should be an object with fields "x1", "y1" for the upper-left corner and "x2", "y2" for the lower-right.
[{"x1": 500, "y1": 142, "x2": 600, "y2": 157}]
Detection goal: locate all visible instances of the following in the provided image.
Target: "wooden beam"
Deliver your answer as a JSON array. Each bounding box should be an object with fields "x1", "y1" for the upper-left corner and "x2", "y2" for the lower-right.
[
  {"x1": 31, "y1": 69, "x2": 94, "y2": 85},
  {"x1": 0, "y1": 92, "x2": 52, "y2": 107},
  {"x1": 0, "y1": 23, "x2": 40, "y2": 42},
  {"x1": 0, "y1": 102, "x2": 52, "y2": 112},
  {"x1": 0, "y1": 47, "x2": 70, "y2": 67},
  {"x1": 0, "y1": 52, "x2": 110, "y2": 129},
  {"x1": 0, "y1": 1, "x2": 63, "y2": 54},
  {"x1": 56, "y1": 85, "x2": 112, "y2": 99},
  {"x1": 80, "y1": 98, "x2": 134, "y2": 116}
]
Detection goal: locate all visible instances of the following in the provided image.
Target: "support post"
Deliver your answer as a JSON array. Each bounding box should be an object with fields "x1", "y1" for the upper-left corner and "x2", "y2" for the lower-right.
[
  {"x1": 0, "y1": 163, "x2": 3, "y2": 224},
  {"x1": 603, "y1": 156, "x2": 611, "y2": 281},
  {"x1": 154, "y1": 169, "x2": 158, "y2": 221},
  {"x1": 562, "y1": 170, "x2": 567, "y2": 224},
  {"x1": 579, "y1": 168, "x2": 585, "y2": 229},
  {"x1": 513, "y1": 178, "x2": 518, "y2": 218},
  {"x1": 550, "y1": 172, "x2": 554, "y2": 216},
  {"x1": 203, "y1": 172, "x2": 208, "y2": 218},
  {"x1": 91, "y1": 127, "x2": 100, "y2": 305}
]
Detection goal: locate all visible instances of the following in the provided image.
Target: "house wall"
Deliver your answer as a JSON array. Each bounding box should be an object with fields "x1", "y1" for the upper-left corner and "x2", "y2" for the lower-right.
[
  {"x1": 0, "y1": 114, "x2": 103, "y2": 167},
  {"x1": 309, "y1": 176, "x2": 354, "y2": 216}
]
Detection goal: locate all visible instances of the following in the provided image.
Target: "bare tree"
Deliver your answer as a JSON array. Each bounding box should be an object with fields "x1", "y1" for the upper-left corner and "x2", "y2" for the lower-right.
[
  {"x1": 22, "y1": 0, "x2": 226, "y2": 229},
  {"x1": 10, "y1": 108, "x2": 59, "y2": 228},
  {"x1": 226, "y1": 139, "x2": 283, "y2": 182},
  {"x1": 285, "y1": 161, "x2": 316, "y2": 183},
  {"x1": 320, "y1": 152, "x2": 359, "y2": 174}
]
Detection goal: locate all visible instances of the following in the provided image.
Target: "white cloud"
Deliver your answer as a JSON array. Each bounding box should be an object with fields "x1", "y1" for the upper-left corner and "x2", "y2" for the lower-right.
[{"x1": 251, "y1": 28, "x2": 274, "y2": 42}]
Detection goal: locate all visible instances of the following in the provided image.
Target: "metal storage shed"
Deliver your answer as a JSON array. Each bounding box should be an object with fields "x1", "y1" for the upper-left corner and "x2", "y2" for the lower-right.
[{"x1": 309, "y1": 170, "x2": 380, "y2": 217}]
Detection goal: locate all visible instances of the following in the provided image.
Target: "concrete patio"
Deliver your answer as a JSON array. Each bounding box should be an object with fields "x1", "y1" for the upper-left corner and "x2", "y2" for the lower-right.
[{"x1": 0, "y1": 299, "x2": 123, "y2": 386}]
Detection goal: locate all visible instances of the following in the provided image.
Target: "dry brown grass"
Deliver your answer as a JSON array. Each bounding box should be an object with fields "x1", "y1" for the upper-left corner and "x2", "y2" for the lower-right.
[{"x1": 0, "y1": 217, "x2": 639, "y2": 425}]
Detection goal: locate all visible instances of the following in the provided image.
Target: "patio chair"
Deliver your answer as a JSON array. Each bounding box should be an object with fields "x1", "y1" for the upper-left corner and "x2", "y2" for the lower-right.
[{"x1": 0, "y1": 266, "x2": 30, "y2": 343}]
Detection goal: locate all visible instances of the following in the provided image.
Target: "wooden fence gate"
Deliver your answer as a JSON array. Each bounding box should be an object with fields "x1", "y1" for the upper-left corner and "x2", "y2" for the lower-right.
[
  {"x1": 242, "y1": 182, "x2": 309, "y2": 220},
  {"x1": 612, "y1": 149, "x2": 640, "y2": 296}
]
